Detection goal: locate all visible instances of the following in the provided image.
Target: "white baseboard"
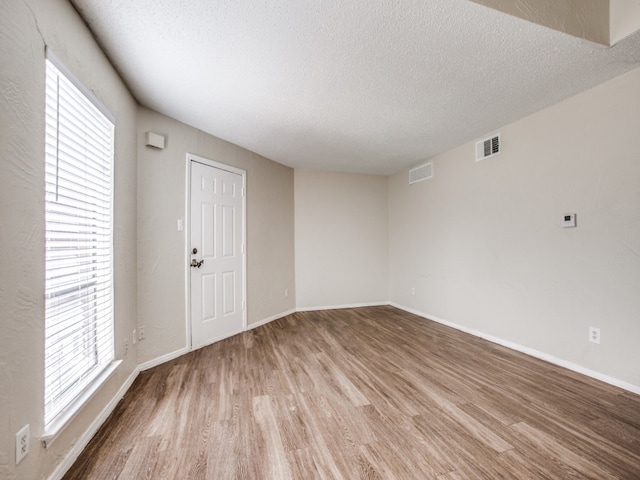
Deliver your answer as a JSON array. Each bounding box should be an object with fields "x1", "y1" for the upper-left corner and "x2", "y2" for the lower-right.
[
  {"x1": 248, "y1": 308, "x2": 297, "y2": 330},
  {"x1": 48, "y1": 366, "x2": 140, "y2": 480},
  {"x1": 296, "y1": 301, "x2": 389, "y2": 312},
  {"x1": 390, "y1": 302, "x2": 640, "y2": 396},
  {"x1": 138, "y1": 347, "x2": 190, "y2": 372}
]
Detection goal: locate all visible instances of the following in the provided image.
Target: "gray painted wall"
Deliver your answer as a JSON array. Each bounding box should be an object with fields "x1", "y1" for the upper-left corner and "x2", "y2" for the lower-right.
[{"x1": 389, "y1": 67, "x2": 640, "y2": 388}]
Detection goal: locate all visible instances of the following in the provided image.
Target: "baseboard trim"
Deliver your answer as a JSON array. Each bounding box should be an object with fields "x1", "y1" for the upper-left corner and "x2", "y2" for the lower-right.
[
  {"x1": 296, "y1": 301, "x2": 389, "y2": 312},
  {"x1": 138, "y1": 347, "x2": 190, "y2": 372},
  {"x1": 248, "y1": 308, "x2": 297, "y2": 330},
  {"x1": 47, "y1": 366, "x2": 140, "y2": 480},
  {"x1": 390, "y1": 302, "x2": 640, "y2": 396}
]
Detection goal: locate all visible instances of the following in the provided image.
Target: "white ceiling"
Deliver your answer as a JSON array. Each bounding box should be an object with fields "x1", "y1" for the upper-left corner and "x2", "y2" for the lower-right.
[{"x1": 71, "y1": 0, "x2": 640, "y2": 175}]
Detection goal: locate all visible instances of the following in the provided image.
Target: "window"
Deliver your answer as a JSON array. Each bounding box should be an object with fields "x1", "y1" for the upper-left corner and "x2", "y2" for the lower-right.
[{"x1": 44, "y1": 55, "x2": 115, "y2": 427}]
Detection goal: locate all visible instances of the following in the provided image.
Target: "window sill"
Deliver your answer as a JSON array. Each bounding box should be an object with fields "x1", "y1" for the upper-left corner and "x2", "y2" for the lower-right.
[{"x1": 42, "y1": 360, "x2": 122, "y2": 449}]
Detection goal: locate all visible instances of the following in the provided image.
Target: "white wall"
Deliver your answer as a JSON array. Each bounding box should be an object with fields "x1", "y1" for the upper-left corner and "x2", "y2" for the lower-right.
[
  {"x1": 137, "y1": 108, "x2": 295, "y2": 364},
  {"x1": 389, "y1": 66, "x2": 640, "y2": 388},
  {"x1": 295, "y1": 170, "x2": 388, "y2": 309},
  {"x1": 0, "y1": 1, "x2": 139, "y2": 478},
  {"x1": 611, "y1": 0, "x2": 640, "y2": 44}
]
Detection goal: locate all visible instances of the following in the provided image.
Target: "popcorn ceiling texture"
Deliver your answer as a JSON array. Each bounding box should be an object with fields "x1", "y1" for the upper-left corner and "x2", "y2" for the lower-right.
[{"x1": 72, "y1": 0, "x2": 640, "y2": 175}]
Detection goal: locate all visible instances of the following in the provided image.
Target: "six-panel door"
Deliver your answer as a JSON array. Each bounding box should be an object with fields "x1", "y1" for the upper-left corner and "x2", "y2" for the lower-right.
[{"x1": 190, "y1": 160, "x2": 244, "y2": 349}]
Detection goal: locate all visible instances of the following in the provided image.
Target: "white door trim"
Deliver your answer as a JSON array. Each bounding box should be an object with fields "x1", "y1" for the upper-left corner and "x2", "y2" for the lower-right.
[{"x1": 185, "y1": 153, "x2": 247, "y2": 350}]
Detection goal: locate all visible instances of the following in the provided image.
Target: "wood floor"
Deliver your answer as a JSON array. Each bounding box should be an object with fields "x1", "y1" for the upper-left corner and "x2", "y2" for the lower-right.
[{"x1": 63, "y1": 306, "x2": 640, "y2": 479}]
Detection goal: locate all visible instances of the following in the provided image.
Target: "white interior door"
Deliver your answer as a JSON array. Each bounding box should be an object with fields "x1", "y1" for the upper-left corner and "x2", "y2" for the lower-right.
[{"x1": 190, "y1": 158, "x2": 245, "y2": 349}]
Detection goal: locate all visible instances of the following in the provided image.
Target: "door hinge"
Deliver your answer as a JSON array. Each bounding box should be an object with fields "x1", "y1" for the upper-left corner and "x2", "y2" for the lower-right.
[
  {"x1": 241, "y1": 244, "x2": 245, "y2": 254},
  {"x1": 241, "y1": 188, "x2": 245, "y2": 197},
  {"x1": 241, "y1": 301, "x2": 246, "y2": 310}
]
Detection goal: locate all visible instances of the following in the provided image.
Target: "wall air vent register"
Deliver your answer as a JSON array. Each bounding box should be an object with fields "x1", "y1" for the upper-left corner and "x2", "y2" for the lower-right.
[
  {"x1": 476, "y1": 134, "x2": 501, "y2": 161},
  {"x1": 409, "y1": 162, "x2": 433, "y2": 185}
]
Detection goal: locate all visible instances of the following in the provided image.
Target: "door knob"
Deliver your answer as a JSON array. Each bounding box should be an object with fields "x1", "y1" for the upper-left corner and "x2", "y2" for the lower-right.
[{"x1": 190, "y1": 259, "x2": 204, "y2": 268}]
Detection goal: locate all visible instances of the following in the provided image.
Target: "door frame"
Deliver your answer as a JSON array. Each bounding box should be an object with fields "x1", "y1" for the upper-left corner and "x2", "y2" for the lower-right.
[{"x1": 185, "y1": 153, "x2": 247, "y2": 351}]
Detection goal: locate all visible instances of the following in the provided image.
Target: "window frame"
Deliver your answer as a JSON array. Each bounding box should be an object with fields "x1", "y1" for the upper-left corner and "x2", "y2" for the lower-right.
[{"x1": 42, "y1": 50, "x2": 120, "y2": 444}]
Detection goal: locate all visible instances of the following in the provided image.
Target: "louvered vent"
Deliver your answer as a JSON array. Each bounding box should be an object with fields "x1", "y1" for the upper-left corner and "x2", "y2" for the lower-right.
[
  {"x1": 475, "y1": 134, "x2": 501, "y2": 161},
  {"x1": 409, "y1": 162, "x2": 433, "y2": 185}
]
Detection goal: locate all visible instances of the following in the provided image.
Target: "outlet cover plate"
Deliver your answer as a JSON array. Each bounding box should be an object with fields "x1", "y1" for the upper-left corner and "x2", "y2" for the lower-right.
[{"x1": 16, "y1": 424, "x2": 29, "y2": 465}]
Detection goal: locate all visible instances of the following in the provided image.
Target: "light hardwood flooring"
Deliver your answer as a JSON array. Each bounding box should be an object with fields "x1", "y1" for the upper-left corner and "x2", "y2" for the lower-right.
[{"x1": 63, "y1": 306, "x2": 640, "y2": 479}]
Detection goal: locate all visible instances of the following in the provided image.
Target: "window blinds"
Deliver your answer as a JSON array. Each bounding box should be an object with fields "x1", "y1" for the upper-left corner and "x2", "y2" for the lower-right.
[{"x1": 44, "y1": 58, "x2": 115, "y2": 426}]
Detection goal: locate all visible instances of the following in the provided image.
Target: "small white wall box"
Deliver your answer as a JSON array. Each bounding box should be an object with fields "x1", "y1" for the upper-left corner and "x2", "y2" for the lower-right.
[
  {"x1": 562, "y1": 213, "x2": 576, "y2": 228},
  {"x1": 145, "y1": 131, "x2": 166, "y2": 149}
]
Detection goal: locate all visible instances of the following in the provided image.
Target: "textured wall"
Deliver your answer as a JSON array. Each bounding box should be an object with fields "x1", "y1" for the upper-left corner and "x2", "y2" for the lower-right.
[
  {"x1": 0, "y1": 0, "x2": 138, "y2": 479},
  {"x1": 136, "y1": 107, "x2": 295, "y2": 364},
  {"x1": 471, "y1": 0, "x2": 610, "y2": 44},
  {"x1": 610, "y1": 0, "x2": 640, "y2": 44},
  {"x1": 389, "y1": 67, "x2": 640, "y2": 388},
  {"x1": 294, "y1": 170, "x2": 389, "y2": 309}
]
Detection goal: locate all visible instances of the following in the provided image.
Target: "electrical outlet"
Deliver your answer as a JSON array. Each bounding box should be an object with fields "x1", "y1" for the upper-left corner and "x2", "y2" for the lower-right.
[
  {"x1": 138, "y1": 326, "x2": 145, "y2": 341},
  {"x1": 124, "y1": 338, "x2": 128, "y2": 357},
  {"x1": 132, "y1": 329, "x2": 137, "y2": 345},
  {"x1": 589, "y1": 327, "x2": 601, "y2": 344},
  {"x1": 284, "y1": 289, "x2": 289, "y2": 298},
  {"x1": 16, "y1": 424, "x2": 29, "y2": 465}
]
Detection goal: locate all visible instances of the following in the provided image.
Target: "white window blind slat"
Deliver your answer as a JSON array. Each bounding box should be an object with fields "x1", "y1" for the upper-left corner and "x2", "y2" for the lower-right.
[
  {"x1": 46, "y1": 220, "x2": 110, "y2": 236},
  {"x1": 50, "y1": 161, "x2": 111, "y2": 189},
  {"x1": 48, "y1": 155, "x2": 111, "y2": 184},
  {"x1": 44, "y1": 58, "x2": 115, "y2": 427},
  {"x1": 56, "y1": 137, "x2": 113, "y2": 173},
  {"x1": 45, "y1": 306, "x2": 114, "y2": 342},
  {"x1": 46, "y1": 285, "x2": 113, "y2": 307},
  {"x1": 45, "y1": 326, "x2": 114, "y2": 367}
]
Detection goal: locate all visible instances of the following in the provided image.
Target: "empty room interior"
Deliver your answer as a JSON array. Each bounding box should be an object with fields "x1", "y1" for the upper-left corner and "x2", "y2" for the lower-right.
[{"x1": 1, "y1": 0, "x2": 640, "y2": 479}]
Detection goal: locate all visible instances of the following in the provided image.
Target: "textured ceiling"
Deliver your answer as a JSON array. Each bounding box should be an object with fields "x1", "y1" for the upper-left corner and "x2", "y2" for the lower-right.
[{"x1": 71, "y1": 0, "x2": 640, "y2": 175}]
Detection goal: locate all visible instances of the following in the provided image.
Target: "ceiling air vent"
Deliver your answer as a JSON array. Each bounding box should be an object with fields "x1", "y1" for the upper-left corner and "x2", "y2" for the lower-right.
[
  {"x1": 409, "y1": 162, "x2": 433, "y2": 185},
  {"x1": 475, "y1": 134, "x2": 501, "y2": 161}
]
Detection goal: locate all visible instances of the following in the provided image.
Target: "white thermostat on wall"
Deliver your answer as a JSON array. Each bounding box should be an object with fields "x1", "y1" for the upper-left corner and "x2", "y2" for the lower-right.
[{"x1": 562, "y1": 213, "x2": 576, "y2": 228}]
